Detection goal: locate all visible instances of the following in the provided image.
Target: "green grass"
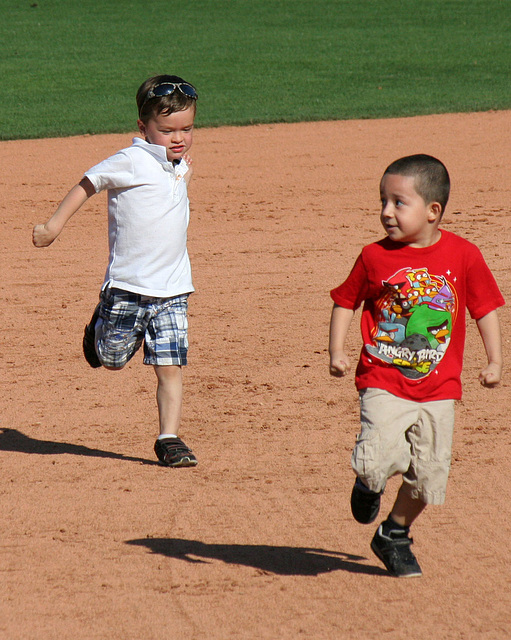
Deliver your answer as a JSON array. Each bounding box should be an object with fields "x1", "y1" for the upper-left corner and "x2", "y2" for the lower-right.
[{"x1": 1, "y1": 0, "x2": 510, "y2": 139}]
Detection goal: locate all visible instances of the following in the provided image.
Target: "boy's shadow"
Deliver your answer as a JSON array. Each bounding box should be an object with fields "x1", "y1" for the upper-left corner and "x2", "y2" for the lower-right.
[
  {"x1": 126, "y1": 538, "x2": 387, "y2": 576},
  {"x1": 0, "y1": 428, "x2": 156, "y2": 465}
]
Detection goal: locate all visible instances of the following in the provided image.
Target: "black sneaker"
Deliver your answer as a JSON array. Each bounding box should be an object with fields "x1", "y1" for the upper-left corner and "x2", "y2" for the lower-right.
[
  {"x1": 351, "y1": 478, "x2": 382, "y2": 524},
  {"x1": 371, "y1": 523, "x2": 422, "y2": 578},
  {"x1": 83, "y1": 305, "x2": 102, "y2": 368},
  {"x1": 154, "y1": 437, "x2": 198, "y2": 467}
]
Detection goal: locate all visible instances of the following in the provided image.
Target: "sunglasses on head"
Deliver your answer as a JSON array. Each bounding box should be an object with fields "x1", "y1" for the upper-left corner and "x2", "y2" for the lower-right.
[{"x1": 141, "y1": 82, "x2": 198, "y2": 111}]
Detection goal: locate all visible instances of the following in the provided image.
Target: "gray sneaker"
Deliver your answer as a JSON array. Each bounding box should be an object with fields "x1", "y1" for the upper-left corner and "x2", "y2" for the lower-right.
[
  {"x1": 154, "y1": 437, "x2": 198, "y2": 467},
  {"x1": 371, "y1": 524, "x2": 422, "y2": 578}
]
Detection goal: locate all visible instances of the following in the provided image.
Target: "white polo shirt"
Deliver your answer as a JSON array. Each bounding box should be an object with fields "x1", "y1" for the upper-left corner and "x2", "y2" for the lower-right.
[{"x1": 85, "y1": 137, "x2": 194, "y2": 298}]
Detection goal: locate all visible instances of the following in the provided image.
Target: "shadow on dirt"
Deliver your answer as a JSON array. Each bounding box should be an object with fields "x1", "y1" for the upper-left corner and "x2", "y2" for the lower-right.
[
  {"x1": 126, "y1": 537, "x2": 387, "y2": 576},
  {"x1": 0, "y1": 427, "x2": 156, "y2": 465}
]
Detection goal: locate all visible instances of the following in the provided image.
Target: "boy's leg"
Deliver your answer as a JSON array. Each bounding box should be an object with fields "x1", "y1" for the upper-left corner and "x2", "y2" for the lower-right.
[
  {"x1": 82, "y1": 288, "x2": 145, "y2": 370},
  {"x1": 369, "y1": 483, "x2": 425, "y2": 579},
  {"x1": 94, "y1": 288, "x2": 145, "y2": 370},
  {"x1": 147, "y1": 295, "x2": 197, "y2": 468},
  {"x1": 370, "y1": 399, "x2": 454, "y2": 578},
  {"x1": 390, "y1": 483, "x2": 427, "y2": 527},
  {"x1": 351, "y1": 389, "x2": 418, "y2": 524},
  {"x1": 153, "y1": 365, "x2": 197, "y2": 467},
  {"x1": 154, "y1": 364, "x2": 183, "y2": 436}
]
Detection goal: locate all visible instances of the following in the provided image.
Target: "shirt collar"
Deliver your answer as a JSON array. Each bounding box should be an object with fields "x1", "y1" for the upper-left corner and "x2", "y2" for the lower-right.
[{"x1": 132, "y1": 137, "x2": 177, "y2": 172}]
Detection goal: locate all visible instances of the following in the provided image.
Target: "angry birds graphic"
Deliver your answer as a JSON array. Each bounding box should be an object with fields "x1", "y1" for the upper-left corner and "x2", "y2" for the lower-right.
[{"x1": 366, "y1": 267, "x2": 457, "y2": 380}]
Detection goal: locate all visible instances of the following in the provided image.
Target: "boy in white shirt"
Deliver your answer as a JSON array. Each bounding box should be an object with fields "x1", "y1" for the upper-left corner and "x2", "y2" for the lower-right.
[{"x1": 33, "y1": 74, "x2": 199, "y2": 467}]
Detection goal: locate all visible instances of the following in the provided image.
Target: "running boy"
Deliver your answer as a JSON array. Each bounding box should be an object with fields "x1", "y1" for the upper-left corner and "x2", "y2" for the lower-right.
[
  {"x1": 329, "y1": 154, "x2": 504, "y2": 577},
  {"x1": 33, "y1": 74, "x2": 199, "y2": 468}
]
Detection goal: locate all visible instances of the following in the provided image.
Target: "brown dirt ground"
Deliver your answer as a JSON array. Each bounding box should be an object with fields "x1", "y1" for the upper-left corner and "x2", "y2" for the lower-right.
[{"x1": 1, "y1": 111, "x2": 510, "y2": 640}]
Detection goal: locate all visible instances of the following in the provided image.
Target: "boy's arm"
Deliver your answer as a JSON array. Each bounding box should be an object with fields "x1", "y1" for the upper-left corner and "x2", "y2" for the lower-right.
[
  {"x1": 476, "y1": 309, "x2": 503, "y2": 387},
  {"x1": 32, "y1": 177, "x2": 96, "y2": 247},
  {"x1": 329, "y1": 304, "x2": 355, "y2": 377}
]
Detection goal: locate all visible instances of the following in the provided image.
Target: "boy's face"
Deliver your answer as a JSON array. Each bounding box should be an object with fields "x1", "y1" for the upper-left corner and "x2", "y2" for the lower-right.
[
  {"x1": 379, "y1": 173, "x2": 441, "y2": 248},
  {"x1": 137, "y1": 106, "x2": 195, "y2": 162}
]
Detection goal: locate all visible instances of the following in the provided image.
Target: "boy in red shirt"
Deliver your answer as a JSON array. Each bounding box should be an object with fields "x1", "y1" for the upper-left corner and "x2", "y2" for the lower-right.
[{"x1": 329, "y1": 154, "x2": 504, "y2": 577}]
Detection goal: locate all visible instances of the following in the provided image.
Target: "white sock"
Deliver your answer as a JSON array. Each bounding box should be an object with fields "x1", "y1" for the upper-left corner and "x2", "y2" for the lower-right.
[{"x1": 158, "y1": 433, "x2": 178, "y2": 440}]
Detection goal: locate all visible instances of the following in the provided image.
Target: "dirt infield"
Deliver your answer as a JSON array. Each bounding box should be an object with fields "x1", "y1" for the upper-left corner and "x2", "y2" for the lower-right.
[{"x1": 1, "y1": 111, "x2": 510, "y2": 639}]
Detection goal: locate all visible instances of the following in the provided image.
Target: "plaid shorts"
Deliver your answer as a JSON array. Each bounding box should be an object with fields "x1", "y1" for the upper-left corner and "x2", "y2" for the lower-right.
[{"x1": 95, "y1": 287, "x2": 189, "y2": 368}]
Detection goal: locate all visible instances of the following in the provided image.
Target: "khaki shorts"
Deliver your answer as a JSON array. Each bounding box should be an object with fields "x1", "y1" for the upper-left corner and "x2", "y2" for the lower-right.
[{"x1": 352, "y1": 388, "x2": 455, "y2": 505}]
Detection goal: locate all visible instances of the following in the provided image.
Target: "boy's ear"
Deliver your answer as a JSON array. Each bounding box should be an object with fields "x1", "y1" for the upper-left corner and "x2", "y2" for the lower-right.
[
  {"x1": 428, "y1": 201, "x2": 442, "y2": 221},
  {"x1": 137, "y1": 119, "x2": 146, "y2": 136}
]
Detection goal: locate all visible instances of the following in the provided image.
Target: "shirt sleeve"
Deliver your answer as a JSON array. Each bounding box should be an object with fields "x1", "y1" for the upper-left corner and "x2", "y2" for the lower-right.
[
  {"x1": 330, "y1": 252, "x2": 369, "y2": 310},
  {"x1": 465, "y1": 244, "x2": 505, "y2": 319},
  {"x1": 84, "y1": 150, "x2": 135, "y2": 193}
]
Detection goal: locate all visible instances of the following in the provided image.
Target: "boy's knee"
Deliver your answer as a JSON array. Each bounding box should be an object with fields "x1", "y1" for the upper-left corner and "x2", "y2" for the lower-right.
[
  {"x1": 96, "y1": 342, "x2": 134, "y2": 370},
  {"x1": 352, "y1": 445, "x2": 409, "y2": 494},
  {"x1": 353, "y1": 471, "x2": 387, "y2": 495},
  {"x1": 102, "y1": 362, "x2": 126, "y2": 371},
  {"x1": 97, "y1": 352, "x2": 128, "y2": 370},
  {"x1": 95, "y1": 325, "x2": 142, "y2": 370}
]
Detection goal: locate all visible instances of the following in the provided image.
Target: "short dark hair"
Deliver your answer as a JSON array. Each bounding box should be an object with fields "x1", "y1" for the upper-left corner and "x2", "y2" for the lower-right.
[
  {"x1": 383, "y1": 154, "x2": 450, "y2": 213},
  {"x1": 136, "y1": 74, "x2": 197, "y2": 123}
]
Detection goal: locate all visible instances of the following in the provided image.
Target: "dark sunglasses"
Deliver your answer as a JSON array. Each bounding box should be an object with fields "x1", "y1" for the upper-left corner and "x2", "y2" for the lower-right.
[{"x1": 141, "y1": 82, "x2": 198, "y2": 111}]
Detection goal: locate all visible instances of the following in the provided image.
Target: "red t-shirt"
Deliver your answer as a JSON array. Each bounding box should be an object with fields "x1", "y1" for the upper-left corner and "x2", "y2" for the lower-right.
[{"x1": 330, "y1": 230, "x2": 505, "y2": 401}]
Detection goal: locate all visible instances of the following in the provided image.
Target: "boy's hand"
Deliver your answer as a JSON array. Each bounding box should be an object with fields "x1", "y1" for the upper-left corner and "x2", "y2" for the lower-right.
[
  {"x1": 329, "y1": 352, "x2": 351, "y2": 377},
  {"x1": 479, "y1": 362, "x2": 502, "y2": 388},
  {"x1": 476, "y1": 310, "x2": 502, "y2": 388},
  {"x1": 329, "y1": 306, "x2": 355, "y2": 378},
  {"x1": 183, "y1": 153, "x2": 194, "y2": 185},
  {"x1": 32, "y1": 179, "x2": 95, "y2": 248},
  {"x1": 32, "y1": 223, "x2": 57, "y2": 247}
]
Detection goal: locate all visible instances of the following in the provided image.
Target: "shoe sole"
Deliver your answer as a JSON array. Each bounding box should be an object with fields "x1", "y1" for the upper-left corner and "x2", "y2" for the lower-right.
[
  {"x1": 370, "y1": 540, "x2": 422, "y2": 578},
  {"x1": 83, "y1": 325, "x2": 102, "y2": 368},
  {"x1": 157, "y1": 457, "x2": 198, "y2": 468}
]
